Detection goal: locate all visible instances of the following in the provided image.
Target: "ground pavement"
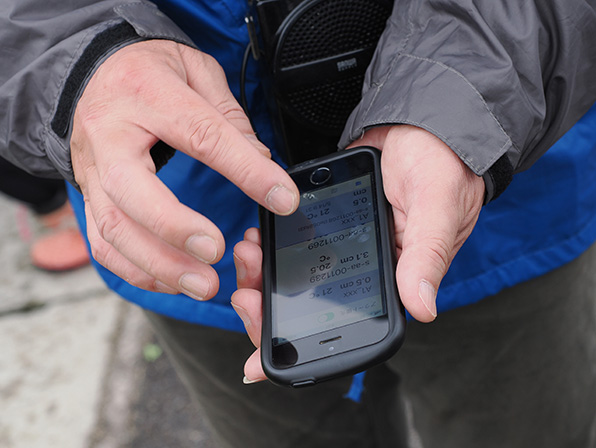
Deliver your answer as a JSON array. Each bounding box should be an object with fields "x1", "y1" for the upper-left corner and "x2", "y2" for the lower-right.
[{"x1": 0, "y1": 193, "x2": 215, "y2": 448}]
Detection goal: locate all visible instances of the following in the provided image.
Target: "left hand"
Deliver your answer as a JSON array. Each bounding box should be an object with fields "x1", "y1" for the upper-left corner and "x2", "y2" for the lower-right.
[
  {"x1": 232, "y1": 125, "x2": 486, "y2": 382},
  {"x1": 356, "y1": 125, "x2": 485, "y2": 322}
]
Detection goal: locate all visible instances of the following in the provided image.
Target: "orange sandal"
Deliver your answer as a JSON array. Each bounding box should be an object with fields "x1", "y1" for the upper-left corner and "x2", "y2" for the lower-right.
[{"x1": 29, "y1": 202, "x2": 90, "y2": 272}]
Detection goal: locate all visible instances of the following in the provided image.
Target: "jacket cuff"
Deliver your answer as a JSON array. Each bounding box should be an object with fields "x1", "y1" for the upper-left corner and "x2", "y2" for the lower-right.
[
  {"x1": 51, "y1": 20, "x2": 143, "y2": 138},
  {"x1": 49, "y1": 2, "x2": 195, "y2": 186},
  {"x1": 339, "y1": 53, "x2": 516, "y2": 203}
]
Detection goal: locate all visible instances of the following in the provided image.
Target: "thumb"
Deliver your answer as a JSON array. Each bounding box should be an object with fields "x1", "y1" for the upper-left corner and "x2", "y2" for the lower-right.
[
  {"x1": 395, "y1": 195, "x2": 457, "y2": 322},
  {"x1": 374, "y1": 125, "x2": 484, "y2": 323}
]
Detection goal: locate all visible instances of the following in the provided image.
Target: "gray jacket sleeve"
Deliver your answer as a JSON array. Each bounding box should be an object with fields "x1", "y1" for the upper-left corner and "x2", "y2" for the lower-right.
[
  {"x1": 340, "y1": 0, "x2": 596, "y2": 201},
  {"x1": 0, "y1": 0, "x2": 194, "y2": 186}
]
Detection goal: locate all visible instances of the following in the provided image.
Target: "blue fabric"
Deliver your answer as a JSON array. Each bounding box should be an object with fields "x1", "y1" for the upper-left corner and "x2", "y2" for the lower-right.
[
  {"x1": 344, "y1": 372, "x2": 367, "y2": 403},
  {"x1": 437, "y1": 104, "x2": 596, "y2": 315},
  {"x1": 67, "y1": 0, "x2": 596, "y2": 331},
  {"x1": 68, "y1": 153, "x2": 253, "y2": 332},
  {"x1": 68, "y1": 0, "x2": 273, "y2": 332}
]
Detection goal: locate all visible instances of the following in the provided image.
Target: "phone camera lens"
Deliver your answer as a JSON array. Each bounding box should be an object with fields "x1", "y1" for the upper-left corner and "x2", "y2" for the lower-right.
[{"x1": 310, "y1": 167, "x2": 331, "y2": 185}]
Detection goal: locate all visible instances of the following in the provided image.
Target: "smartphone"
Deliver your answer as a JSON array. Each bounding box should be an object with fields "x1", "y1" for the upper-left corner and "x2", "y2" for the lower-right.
[{"x1": 260, "y1": 146, "x2": 405, "y2": 387}]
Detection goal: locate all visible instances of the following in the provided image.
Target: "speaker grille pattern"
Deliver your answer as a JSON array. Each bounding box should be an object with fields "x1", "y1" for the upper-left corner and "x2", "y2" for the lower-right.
[
  {"x1": 279, "y1": 0, "x2": 391, "y2": 68},
  {"x1": 286, "y1": 72, "x2": 365, "y2": 130}
]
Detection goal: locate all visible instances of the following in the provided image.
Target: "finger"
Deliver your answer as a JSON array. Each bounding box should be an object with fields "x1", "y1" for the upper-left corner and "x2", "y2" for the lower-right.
[
  {"x1": 89, "y1": 123, "x2": 225, "y2": 263},
  {"x1": 377, "y1": 125, "x2": 484, "y2": 322},
  {"x1": 231, "y1": 288, "x2": 262, "y2": 347},
  {"x1": 233, "y1": 239, "x2": 263, "y2": 291},
  {"x1": 94, "y1": 142, "x2": 226, "y2": 266},
  {"x1": 243, "y1": 349, "x2": 267, "y2": 384},
  {"x1": 83, "y1": 194, "x2": 177, "y2": 292},
  {"x1": 83, "y1": 166, "x2": 220, "y2": 300},
  {"x1": 77, "y1": 41, "x2": 298, "y2": 217},
  {"x1": 137, "y1": 76, "x2": 299, "y2": 217},
  {"x1": 395, "y1": 195, "x2": 457, "y2": 322},
  {"x1": 181, "y1": 50, "x2": 271, "y2": 157},
  {"x1": 396, "y1": 181, "x2": 482, "y2": 322},
  {"x1": 243, "y1": 227, "x2": 261, "y2": 246}
]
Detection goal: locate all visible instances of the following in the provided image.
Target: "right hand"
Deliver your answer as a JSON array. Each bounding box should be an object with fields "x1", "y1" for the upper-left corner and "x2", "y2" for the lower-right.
[{"x1": 71, "y1": 40, "x2": 298, "y2": 300}]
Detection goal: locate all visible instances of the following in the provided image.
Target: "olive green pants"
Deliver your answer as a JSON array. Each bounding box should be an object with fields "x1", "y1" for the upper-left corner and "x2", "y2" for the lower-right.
[{"x1": 145, "y1": 242, "x2": 596, "y2": 448}]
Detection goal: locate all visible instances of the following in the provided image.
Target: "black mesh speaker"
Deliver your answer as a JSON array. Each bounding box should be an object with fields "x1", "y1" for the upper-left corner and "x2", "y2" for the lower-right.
[{"x1": 248, "y1": 0, "x2": 393, "y2": 165}]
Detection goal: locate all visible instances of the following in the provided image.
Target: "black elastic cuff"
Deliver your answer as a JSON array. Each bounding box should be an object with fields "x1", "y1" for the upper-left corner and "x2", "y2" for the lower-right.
[
  {"x1": 483, "y1": 154, "x2": 513, "y2": 203},
  {"x1": 52, "y1": 21, "x2": 143, "y2": 138},
  {"x1": 52, "y1": 21, "x2": 176, "y2": 173}
]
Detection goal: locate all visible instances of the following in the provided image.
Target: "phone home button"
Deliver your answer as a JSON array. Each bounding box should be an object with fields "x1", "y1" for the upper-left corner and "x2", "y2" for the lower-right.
[{"x1": 310, "y1": 167, "x2": 331, "y2": 185}]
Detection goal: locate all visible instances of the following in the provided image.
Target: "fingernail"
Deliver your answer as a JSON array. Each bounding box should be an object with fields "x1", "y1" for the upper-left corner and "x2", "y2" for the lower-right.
[
  {"x1": 233, "y1": 254, "x2": 247, "y2": 281},
  {"x1": 179, "y1": 273, "x2": 210, "y2": 301},
  {"x1": 243, "y1": 376, "x2": 259, "y2": 385},
  {"x1": 186, "y1": 235, "x2": 218, "y2": 263},
  {"x1": 266, "y1": 184, "x2": 297, "y2": 215},
  {"x1": 232, "y1": 303, "x2": 251, "y2": 328},
  {"x1": 155, "y1": 281, "x2": 178, "y2": 295},
  {"x1": 418, "y1": 280, "x2": 438, "y2": 318}
]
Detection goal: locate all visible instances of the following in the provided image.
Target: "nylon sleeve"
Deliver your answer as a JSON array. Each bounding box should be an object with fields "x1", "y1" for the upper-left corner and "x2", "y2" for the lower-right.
[
  {"x1": 0, "y1": 1, "x2": 195, "y2": 186},
  {"x1": 340, "y1": 0, "x2": 596, "y2": 202}
]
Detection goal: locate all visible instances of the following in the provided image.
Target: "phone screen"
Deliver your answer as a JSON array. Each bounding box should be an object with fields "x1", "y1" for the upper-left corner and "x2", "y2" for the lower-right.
[{"x1": 272, "y1": 173, "x2": 386, "y2": 346}]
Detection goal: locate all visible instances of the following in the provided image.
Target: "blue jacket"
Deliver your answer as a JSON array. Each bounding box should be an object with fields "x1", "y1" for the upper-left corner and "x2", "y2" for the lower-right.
[
  {"x1": 68, "y1": 104, "x2": 596, "y2": 329},
  {"x1": 67, "y1": 0, "x2": 596, "y2": 329},
  {"x1": 1, "y1": 0, "x2": 595, "y2": 330}
]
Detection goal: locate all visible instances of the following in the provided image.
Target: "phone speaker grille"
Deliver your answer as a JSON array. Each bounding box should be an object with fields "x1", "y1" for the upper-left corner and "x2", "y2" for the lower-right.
[
  {"x1": 286, "y1": 73, "x2": 365, "y2": 130},
  {"x1": 279, "y1": 0, "x2": 390, "y2": 68},
  {"x1": 253, "y1": 0, "x2": 393, "y2": 163}
]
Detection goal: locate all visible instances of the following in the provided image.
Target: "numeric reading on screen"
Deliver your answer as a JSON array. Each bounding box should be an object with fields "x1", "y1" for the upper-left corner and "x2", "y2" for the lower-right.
[{"x1": 273, "y1": 174, "x2": 385, "y2": 343}]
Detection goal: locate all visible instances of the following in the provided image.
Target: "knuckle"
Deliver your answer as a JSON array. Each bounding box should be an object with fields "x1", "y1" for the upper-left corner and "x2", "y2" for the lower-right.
[
  {"x1": 228, "y1": 159, "x2": 253, "y2": 186},
  {"x1": 88, "y1": 234, "x2": 157, "y2": 292},
  {"x1": 187, "y1": 117, "x2": 226, "y2": 162},
  {"x1": 197, "y1": 52, "x2": 224, "y2": 77},
  {"x1": 123, "y1": 271, "x2": 155, "y2": 291},
  {"x1": 148, "y1": 209, "x2": 172, "y2": 238},
  {"x1": 99, "y1": 163, "x2": 132, "y2": 203},
  {"x1": 424, "y1": 235, "x2": 453, "y2": 274},
  {"x1": 94, "y1": 204, "x2": 127, "y2": 245},
  {"x1": 216, "y1": 98, "x2": 245, "y2": 121},
  {"x1": 88, "y1": 236, "x2": 110, "y2": 267},
  {"x1": 106, "y1": 54, "x2": 147, "y2": 91},
  {"x1": 75, "y1": 107, "x2": 103, "y2": 137},
  {"x1": 141, "y1": 252, "x2": 161, "y2": 279}
]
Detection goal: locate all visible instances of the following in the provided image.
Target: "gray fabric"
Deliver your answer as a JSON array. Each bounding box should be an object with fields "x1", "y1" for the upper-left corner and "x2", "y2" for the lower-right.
[
  {"x1": 144, "y1": 310, "x2": 405, "y2": 448},
  {"x1": 341, "y1": 0, "x2": 596, "y2": 201},
  {"x1": 2, "y1": 0, "x2": 596, "y2": 200},
  {"x1": 145, "y1": 241, "x2": 596, "y2": 447},
  {"x1": 386, "y1": 240, "x2": 596, "y2": 447},
  {"x1": 0, "y1": 0, "x2": 194, "y2": 186}
]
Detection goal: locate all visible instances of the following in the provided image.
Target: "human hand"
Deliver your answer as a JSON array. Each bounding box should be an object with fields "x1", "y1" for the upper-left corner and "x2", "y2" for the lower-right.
[
  {"x1": 232, "y1": 124, "x2": 485, "y2": 382},
  {"x1": 355, "y1": 125, "x2": 485, "y2": 321},
  {"x1": 71, "y1": 40, "x2": 298, "y2": 300}
]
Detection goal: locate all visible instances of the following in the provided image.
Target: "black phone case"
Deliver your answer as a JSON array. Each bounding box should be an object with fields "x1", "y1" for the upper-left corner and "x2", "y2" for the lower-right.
[{"x1": 259, "y1": 146, "x2": 406, "y2": 387}]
